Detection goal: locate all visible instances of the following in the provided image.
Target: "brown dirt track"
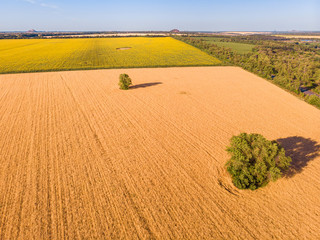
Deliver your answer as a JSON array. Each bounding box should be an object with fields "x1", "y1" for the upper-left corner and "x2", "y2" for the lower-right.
[{"x1": 0, "y1": 66, "x2": 319, "y2": 239}]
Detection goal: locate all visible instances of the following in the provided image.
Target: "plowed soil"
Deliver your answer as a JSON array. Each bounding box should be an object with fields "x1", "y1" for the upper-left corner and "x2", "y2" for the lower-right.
[{"x1": 0, "y1": 67, "x2": 319, "y2": 239}]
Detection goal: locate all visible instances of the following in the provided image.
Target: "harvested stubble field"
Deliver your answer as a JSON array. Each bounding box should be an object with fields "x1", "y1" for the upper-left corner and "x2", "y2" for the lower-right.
[
  {"x1": 0, "y1": 37, "x2": 220, "y2": 74},
  {"x1": 0, "y1": 67, "x2": 320, "y2": 239},
  {"x1": 275, "y1": 35, "x2": 320, "y2": 39}
]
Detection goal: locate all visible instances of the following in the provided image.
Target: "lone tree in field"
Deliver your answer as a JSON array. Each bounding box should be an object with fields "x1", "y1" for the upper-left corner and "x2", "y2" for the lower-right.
[
  {"x1": 118, "y1": 74, "x2": 132, "y2": 90},
  {"x1": 226, "y1": 133, "x2": 291, "y2": 190}
]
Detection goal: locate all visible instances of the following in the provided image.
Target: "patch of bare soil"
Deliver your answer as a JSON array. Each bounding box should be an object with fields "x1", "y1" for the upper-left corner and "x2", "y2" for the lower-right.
[{"x1": 116, "y1": 47, "x2": 132, "y2": 50}]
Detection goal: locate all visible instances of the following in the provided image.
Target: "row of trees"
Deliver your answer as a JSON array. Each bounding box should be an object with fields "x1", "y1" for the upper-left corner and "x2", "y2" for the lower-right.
[{"x1": 175, "y1": 36, "x2": 320, "y2": 108}]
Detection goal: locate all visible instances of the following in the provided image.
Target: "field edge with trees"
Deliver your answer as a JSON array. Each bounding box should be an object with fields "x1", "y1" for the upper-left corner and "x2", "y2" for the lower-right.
[{"x1": 174, "y1": 35, "x2": 320, "y2": 110}]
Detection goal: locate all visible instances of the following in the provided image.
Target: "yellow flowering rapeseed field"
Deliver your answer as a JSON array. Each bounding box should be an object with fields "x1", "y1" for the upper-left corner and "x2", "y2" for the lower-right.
[{"x1": 0, "y1": 37, "x2": 221, "y2": 74}]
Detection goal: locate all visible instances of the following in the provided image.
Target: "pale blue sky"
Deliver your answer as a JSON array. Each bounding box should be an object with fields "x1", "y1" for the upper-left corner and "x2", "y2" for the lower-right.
[{"x1": 0, "y1": 0, "x2": 319, "y2": 31}]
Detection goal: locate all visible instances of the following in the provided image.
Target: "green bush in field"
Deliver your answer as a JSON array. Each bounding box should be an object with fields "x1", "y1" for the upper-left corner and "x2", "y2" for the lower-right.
[
  {"x1": 119, "y1": 74, "x2": 132, "y2": 90},
  {"x1": 225, "y1": 133, "x2": 291, "y2": 190}
]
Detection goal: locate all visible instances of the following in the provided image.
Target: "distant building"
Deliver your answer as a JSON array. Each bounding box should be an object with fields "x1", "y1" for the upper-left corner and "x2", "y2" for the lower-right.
[
  {"x1": 27, "y1": 29, "x2": 37, "y2": 33},
  {"x1": 170, "y1": 29, "x2": 180, "y2": 33}
]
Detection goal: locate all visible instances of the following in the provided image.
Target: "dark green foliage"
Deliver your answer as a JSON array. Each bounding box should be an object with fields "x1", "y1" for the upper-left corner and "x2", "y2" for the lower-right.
[
  {"x1": 307, "y1": 95, "x2": 320, "y2": 108},
  {"x1": 226, "y1": 133, "x2": 292, "y2": 190},
  {"x1": 118, "y1": 74, "x2": 132, "y2": 90}
]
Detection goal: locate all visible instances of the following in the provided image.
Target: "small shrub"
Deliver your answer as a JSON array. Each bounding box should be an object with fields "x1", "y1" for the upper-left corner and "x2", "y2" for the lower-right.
[
  {"x1": 118, "y1": 74, "x2": 132, "y2": 90},
  {"x1": 225, "y1": 133, "x2": 291, "y2": 190}
]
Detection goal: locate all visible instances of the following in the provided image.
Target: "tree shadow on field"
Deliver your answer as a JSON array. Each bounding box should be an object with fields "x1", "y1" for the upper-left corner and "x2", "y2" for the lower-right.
[
  {"x1": 277, "y1": 136, "x2": 320, "y2": 178},
  {"x1": 130, "y1": 82, "x2": 162, "y2": 89}
]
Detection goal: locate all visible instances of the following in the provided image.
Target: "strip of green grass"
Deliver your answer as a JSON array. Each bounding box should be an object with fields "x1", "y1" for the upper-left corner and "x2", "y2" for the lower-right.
[{"x1": 196, "y1": 37, "x2": 255, "y2": 54}]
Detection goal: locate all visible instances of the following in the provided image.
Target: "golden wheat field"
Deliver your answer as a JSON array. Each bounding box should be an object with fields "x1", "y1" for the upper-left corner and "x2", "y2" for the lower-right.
[{"x1": 0, "y1": 67, "x2": 320, "y2": 239}]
